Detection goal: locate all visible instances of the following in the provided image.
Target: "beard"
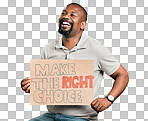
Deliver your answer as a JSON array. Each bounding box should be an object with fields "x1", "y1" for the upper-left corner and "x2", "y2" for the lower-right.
[{"x1": 58, "y1": 19, "x2": 74, "y2": 36}]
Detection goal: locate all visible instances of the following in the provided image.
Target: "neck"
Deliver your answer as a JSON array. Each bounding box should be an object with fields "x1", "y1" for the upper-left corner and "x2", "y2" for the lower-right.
[{"x1": 62, "y1": 31, "x2": 83, "y2": 50}]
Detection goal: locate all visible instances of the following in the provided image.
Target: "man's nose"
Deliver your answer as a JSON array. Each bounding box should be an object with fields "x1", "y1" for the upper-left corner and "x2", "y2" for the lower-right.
[{"x1": 63, "y1": 13, "x2": 70, "y2": 19}]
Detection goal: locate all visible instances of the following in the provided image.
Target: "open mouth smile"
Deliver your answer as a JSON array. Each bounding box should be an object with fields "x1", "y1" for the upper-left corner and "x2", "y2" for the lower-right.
[{"x1": 61, "y1": 21, "x2": 71, "y2": 28}]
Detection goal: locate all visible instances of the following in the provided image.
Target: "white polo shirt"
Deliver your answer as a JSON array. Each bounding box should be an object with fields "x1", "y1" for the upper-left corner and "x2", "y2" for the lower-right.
[{"x1": 40, "y1": 32, "x2": 120, "y2": 121}]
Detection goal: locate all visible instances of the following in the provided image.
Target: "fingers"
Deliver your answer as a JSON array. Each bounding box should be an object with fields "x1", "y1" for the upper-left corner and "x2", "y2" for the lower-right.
[
  {"x1": 21, "y1": 77, "x2": 30, "y2": 85},
  {"x1": 91, "y1": 99, "x2": 99, "y2": 113},
  {"x1": 21, "y1": 80, "x2": 30, "y2": 87},
  {"x1": 25, "y1": 86, "x2": 30, "y2": 93},
  {"x1": 93, "y1": 100, "x2": 99, "y2": 109},
  {"x1": 91, "y1": 98, "x2": 104, "y2": 113},
  {"x1": 94, "y1": 101, "x2": 103, "y2": 113},
  {"x1": 21, "y1": 77, "x2": 31, "y2": 93},
  {"x1": 22, "y1": 82, "x2": 30, "y2": 91},
  {"x1": 91, "y1": 99, "x2": 97, "y2": 107},
  {"x1": 22, "y1": 77, "x2": 30, "y2": 82},
  {"x1": 99, "y1": 106, "x2": 105, "y2": 112}
]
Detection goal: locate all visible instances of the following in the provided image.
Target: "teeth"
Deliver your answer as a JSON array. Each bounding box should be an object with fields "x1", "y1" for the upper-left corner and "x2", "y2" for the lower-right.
[{"x1": 62, "y1": 22, "x2": 70, "y2": 25}]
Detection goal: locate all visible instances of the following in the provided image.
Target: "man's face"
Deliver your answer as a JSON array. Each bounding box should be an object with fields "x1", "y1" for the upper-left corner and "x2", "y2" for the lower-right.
[{"x1": 58, "y1": 4, "x2": 84, "y2": 36}]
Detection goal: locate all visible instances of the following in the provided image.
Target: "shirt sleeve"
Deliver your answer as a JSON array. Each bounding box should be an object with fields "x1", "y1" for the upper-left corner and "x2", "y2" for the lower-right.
[
  {"x1": 98, "y1": 44, "x2": 120, "y2": 76},
  {"x1": 40, "y1": 45, "x2": 48, "y2": 59},
  {"x1": 40, "y1": 47, "x2": 45, "y2": 59}
]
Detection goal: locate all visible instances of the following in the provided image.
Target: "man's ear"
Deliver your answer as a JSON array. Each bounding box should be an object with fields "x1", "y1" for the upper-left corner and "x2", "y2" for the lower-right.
[{"x1": 80, "y1": 21, "x2": 86, "y2": 30}]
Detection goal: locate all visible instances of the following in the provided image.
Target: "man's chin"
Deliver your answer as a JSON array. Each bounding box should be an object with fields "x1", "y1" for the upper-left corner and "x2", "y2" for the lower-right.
[
  {"x1": 58, "y1": 23, "x2": 73, "y2": 36},
  {"x1": 58, "y1": 29, "x2": 72, "y2": 36}
]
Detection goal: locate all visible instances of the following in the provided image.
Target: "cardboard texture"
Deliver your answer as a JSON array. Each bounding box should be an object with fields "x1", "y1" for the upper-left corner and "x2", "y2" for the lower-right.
[{"x1": 30, "y1": 59, "x2": 94, "y2": 105}]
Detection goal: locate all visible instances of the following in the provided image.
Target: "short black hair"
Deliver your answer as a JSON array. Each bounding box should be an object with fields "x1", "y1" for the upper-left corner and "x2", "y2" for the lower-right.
[{"x1": 67, "y1": 3, "x2": 87, "y2": 22}]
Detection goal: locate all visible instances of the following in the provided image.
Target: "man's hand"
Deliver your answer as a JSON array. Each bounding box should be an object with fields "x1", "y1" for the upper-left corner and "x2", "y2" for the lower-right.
[
  {"x1": 90, "y1": 98, "x2": 112, "y2": 113},
  {"x1": 21, "y1": 77, "x2": 30, "y2": 93}
]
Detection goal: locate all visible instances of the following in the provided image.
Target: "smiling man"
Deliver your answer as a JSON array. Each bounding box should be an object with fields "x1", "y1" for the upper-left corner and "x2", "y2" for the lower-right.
[{"x1": 21, "y1": 3, "x2": 129, "y2": 121}]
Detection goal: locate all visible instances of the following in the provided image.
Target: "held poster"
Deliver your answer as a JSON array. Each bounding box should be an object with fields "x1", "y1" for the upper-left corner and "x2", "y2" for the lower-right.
[{"x1": 30, "y1": 59, "x2": 94, "y2": 105}]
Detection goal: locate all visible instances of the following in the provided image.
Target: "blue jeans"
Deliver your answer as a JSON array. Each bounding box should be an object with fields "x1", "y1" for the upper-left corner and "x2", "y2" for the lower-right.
[{"x1": 29, "y1": 113, "x2": 88, "y2": 121}]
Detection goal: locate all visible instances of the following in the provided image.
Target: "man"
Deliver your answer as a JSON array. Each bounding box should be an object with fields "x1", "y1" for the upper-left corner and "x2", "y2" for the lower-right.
[{"x1": 21, "y1": 3, "x2": 129, "y2": 121}]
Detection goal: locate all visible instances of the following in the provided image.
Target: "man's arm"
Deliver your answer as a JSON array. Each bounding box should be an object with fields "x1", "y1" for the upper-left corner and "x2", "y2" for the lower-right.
[
  {"x1": 105, "y1": 64, "x2": 129, "y2": 101},
  {"x1": 91, "y1": 64, "x2": 129, "y2": 113}
]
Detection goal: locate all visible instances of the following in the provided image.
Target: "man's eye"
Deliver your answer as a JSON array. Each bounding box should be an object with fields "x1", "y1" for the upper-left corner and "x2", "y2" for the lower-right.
[
  {"x1": 71, "y1": 14, "x2": 76, "y2": 17},
  {"x1": 61, "y1": 12, "x2": 65, "y2": 15}
]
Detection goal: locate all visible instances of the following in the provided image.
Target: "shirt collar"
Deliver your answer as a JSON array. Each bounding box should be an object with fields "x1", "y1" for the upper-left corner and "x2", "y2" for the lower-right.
[{"x1": 55, "y1": 32, "x2": 88, "y2": 50}]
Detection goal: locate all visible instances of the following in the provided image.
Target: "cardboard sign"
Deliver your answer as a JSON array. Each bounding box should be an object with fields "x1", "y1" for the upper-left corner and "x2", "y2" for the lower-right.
[{"x1": 30, "y1": 59, "x2": 94, "y2": 105}]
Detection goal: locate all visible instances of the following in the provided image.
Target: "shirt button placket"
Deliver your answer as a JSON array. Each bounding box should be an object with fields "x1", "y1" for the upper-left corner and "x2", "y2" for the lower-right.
[{"x1": 67, "y1": 52, "x2": 70, "y2": 59}]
